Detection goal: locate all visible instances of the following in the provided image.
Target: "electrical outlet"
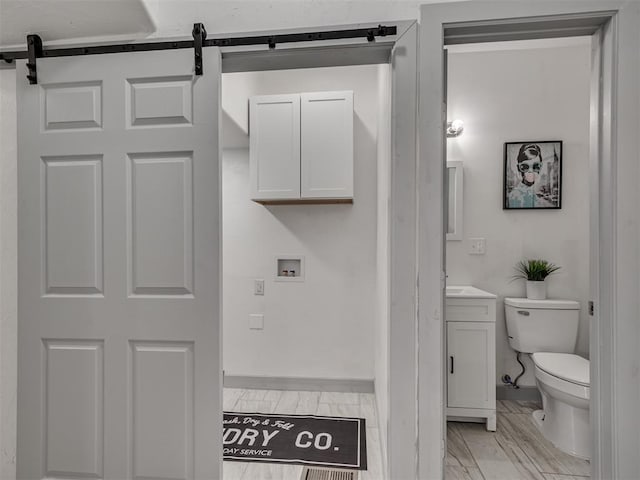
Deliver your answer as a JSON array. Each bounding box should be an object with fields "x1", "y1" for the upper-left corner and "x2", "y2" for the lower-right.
[
  {"x1": 249, "y1": 314, "x2": 264, "y2": 330},
  {"x1": 469, "y1": 237, "x2": 486, "y2": 255},
  {"x1": 254, "y1": 279, "x2": 264, "y2": 295}
]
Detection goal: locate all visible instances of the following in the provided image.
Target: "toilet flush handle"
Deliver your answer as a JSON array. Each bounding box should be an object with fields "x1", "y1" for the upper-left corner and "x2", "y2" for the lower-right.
[{"x1": 517, "y1": 310, "x2": 530, "y2": 316}]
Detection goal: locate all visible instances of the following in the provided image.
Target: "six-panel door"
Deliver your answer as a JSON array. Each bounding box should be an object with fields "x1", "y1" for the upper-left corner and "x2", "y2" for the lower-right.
[{"x1": 17, "y1": 48, "x2": 222, "y2": 479}]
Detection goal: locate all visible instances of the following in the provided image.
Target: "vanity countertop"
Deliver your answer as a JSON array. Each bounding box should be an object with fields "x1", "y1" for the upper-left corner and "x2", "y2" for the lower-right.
[{"x1": 446, "y1": 285, "x2": 497, "y2": 299}]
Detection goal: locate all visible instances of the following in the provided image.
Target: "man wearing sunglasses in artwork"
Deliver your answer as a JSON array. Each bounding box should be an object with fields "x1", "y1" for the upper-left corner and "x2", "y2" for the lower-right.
[{"x1": 507, "y1": 143, "x2": 554, "y2": 208}]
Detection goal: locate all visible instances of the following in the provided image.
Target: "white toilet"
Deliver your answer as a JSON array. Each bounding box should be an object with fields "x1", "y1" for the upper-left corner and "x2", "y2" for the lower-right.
[{"x1": 504, "y1": 298, "x2": 590, "y2": 460}]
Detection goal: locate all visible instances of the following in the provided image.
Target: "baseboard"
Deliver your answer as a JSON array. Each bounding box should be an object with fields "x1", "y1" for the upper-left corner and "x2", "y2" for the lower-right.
[
  {"x1": 224, "y1": 375, "x2": 375, "y2": 393},
  {"x1": 497, "y1": 385, "x2": 542, "y2": 402}
]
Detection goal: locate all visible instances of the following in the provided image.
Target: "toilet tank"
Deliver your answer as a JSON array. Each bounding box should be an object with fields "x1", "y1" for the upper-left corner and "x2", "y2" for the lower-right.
[{"x1": 504, "y1": 298, "x2": 580, "y2": 353}]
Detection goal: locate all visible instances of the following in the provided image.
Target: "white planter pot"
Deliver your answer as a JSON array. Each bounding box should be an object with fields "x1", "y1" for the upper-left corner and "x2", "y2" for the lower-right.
[{"x1": 526, "y1": 280, "x2": 547, "y2": 300}]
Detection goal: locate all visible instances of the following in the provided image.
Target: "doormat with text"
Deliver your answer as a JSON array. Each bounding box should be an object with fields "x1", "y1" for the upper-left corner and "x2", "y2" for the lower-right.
[{"x1": 223, "y1": 412, "x2": 367, "y2": 470}]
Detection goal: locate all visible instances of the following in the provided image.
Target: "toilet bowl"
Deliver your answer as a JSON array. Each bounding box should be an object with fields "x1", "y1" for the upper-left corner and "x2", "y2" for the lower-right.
[
  {"x1": 532, "y1": 352, "x2": 590, "y2": 460},
  {"x1": 504, "y1": 298, "x2": 590, "y2": 460}
]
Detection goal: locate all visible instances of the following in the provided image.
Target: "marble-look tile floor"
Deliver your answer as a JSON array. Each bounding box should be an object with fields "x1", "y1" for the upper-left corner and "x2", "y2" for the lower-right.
[
  {"x1": 446, "y1": 400, "x2": 590, "y2": 480},
  {"x1": 223, "y1": 388, "x2": 383, "y2": 480}
]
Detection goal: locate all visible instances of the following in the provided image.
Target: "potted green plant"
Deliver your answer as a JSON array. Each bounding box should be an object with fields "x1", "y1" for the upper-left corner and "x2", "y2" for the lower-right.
[{"x1": 513, "y1": 259, "x2": 561, "y2": 300}]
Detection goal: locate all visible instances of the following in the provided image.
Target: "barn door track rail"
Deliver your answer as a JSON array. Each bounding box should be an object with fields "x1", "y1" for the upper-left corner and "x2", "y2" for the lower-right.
[{"x1": 0, "y1": 23, "x2": 397, "y2": 85}]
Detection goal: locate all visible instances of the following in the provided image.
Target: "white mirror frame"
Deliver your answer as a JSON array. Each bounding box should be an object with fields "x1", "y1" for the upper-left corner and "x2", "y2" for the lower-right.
[{"x1": 446, "y1": 160, "x2": 463, "y2": 241}]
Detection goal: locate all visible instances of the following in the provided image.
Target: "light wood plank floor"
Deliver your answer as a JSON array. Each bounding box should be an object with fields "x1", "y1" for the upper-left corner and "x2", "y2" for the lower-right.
[
  {"x1": 446, "y1": 400, "x2": 590, "y2": 480},
  {"x1": 223, "y1": 393, "x2": 590, "y2": 480},
  {"x1": 223, "y1": 388, "x2": 383, "y2": 480}
]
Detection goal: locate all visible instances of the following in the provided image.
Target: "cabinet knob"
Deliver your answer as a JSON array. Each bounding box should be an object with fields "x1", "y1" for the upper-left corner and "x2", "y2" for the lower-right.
[{"x1": 517, "y1": 310, "x2": 530, "y2": 316}]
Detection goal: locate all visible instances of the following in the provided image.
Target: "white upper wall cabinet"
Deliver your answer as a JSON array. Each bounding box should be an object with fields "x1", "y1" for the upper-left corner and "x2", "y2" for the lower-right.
[
  {"x1": 301, "y1": 91, "x2": 354, "y2": 200},
  {"x1": 249, "y1": 94, "x2": 301, "y2": 200},
  {"x1": 249, "y1": 91, "x2": 353, "y2": 203}
]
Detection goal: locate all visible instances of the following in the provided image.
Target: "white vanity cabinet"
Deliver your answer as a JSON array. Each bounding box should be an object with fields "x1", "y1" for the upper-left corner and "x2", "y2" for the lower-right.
[
  {"x1": 446, "y1": 287, "x2": 497, "y2": 431},
  {"x1": 249, "y1": 91, "x2": 353, "y2": 203}
]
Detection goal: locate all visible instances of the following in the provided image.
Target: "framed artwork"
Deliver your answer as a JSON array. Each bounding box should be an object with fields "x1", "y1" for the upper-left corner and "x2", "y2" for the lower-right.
[{"x1": 503, "y1": 140, "x2": 562, "y2": 210}]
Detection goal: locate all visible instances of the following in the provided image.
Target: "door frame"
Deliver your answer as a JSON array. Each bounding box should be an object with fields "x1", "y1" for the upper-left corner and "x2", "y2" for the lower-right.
[
  {"x1": 419, "y1": 2, "x2": 639, "y2": 479},
  {"x1": 218, "y1": 21, "x2": 418, "y2": 480}
]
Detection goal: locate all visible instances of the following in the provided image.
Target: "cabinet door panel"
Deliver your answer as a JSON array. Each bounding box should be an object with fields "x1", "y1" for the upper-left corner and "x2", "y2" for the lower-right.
[
  {"x1": 300, "y1": 91, "x2": 353, "y2": 199},
  {"x1": 447, "y1": 322, "x2": 495, "y2": 409},
  {"x1": 249, "y1": 94, "x2": 301, "y2": 200}
]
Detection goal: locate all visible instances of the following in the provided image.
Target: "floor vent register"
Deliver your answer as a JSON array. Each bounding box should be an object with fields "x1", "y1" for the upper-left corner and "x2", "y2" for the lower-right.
[{"x1": 301, "y1": 467, "x2": 358, "y2": 480}]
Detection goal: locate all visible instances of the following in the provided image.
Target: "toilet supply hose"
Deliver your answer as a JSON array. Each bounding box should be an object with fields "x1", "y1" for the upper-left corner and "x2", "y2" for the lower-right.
[
  {"x1": 501, "y1": 352, "x2": 527, "y2": 389},
  {"x1": 512, "y1": 352, "x2": 526, "y2": 388}
]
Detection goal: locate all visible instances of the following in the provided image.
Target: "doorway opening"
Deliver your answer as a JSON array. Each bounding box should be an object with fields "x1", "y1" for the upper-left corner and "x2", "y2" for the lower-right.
[
  {"x1": 217, "y1": 21, "x2": 416, "y2": 478},
  {"x1": 443, "y1": 36, "x2": 592, "y2": 479},
  {"x1": 220, "y1": 62, "x2": 388, "y2": 479},
  {"x1": 418, "y1": 4, "x2": 637, "y2": 479}
]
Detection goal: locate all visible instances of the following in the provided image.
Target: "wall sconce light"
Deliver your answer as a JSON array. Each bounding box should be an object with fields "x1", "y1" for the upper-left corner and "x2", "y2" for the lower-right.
[{"x1": 447, "y1": 119, "x2": 464, "y2": 138}]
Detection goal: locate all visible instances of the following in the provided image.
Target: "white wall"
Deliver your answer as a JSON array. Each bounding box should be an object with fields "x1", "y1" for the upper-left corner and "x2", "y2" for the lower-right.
[
  {"x1": 445, "y1": 41, "x2": 591, "y2": 386},
  {"x1": 0, "y1": 0, "x2": 154, "y2": 48},
  {"x1": 0, "y1": 67, "x2": 17, "y2": 480},
  {"x1": 144, "y1": 0, "x2": 423, "y2": 39},
  {"x1": 221, "y1": 65, "x2": 381, "y2": 380}
]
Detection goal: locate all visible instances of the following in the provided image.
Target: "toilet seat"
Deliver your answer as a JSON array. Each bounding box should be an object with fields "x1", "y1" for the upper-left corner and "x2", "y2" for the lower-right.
[
  {"x1": 532, "y1": 352, "x2": 590, "y2": 401},
  {"x1": 532, "y1": 352, "x2": 590, "y2": 386}
]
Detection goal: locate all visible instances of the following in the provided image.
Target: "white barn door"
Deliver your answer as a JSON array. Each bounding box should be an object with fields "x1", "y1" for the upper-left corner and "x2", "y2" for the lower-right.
[{"x1": 16, "y1": 48, "x2": 222, "y2": 479}]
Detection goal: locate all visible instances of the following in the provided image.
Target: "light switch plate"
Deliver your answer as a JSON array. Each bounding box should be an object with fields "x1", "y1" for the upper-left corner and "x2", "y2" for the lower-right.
[
  {"x1": 249, "y1": 314, "x2": 264, "y2": 330},
  {"x1": 254, "y1": 279, "x2": 264, "y2": 295},
  {"x1": 469, "y1": 237, "x2": 486, "y2": 255}
]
